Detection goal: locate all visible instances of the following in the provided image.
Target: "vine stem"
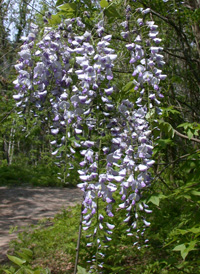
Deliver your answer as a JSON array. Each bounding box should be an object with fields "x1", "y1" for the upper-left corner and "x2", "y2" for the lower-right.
[
  {"x1": 74, "y1": 199, "x2": 84, "y2": 274},
  {"x1": 174, "y1": 129, "x2": 200, "y2": 144}
]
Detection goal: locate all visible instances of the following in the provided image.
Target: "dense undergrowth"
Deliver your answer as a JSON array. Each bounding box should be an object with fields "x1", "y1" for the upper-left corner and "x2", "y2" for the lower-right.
[
  {"x1": 0, "y1": 156, "x2": 78, "y2": 187},
  {"x1": 0, "y1": 164, "x2": 60, "y2": 187},
  {"x1": 1, "y1": 173, "x2": 200, "y2": 274}
]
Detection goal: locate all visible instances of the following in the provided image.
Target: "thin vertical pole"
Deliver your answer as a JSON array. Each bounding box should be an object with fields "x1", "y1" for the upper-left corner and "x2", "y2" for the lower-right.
[{"x1": 74, "y1": 201, "x2": 84, "y2": 274}]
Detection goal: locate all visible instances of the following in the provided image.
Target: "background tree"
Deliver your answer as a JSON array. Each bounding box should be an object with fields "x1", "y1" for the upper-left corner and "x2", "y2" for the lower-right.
[{"x1": 0, "y1": 0, "x2": 61, "y2": 185}]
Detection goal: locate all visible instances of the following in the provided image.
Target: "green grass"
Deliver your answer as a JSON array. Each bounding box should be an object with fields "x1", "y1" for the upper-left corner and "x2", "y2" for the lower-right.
[{"x1": 3, "y1": 206, "x2": 81, "y2": 274}]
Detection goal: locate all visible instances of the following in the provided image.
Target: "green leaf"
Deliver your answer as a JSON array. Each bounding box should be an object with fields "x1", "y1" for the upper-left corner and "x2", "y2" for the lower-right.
[
  {"x1": 149, "y1": 196, "x2": 160, "y2": 206},
  {"x1": 105, "y1": 5, "x2": 121, "y2": 21},
  {"x1": 100, "y1": 0, "x2": 109, "y2": 8},
  {"x1": 161, "y1": 106, "x2": 180, "y2": 116},
  {"x1": 188, "y1": 226, "x2": 200, "y2": 234},
  {"x1": 183, "y1": 241, "x2": 197, "y2": 260},
  {"x1": 187, "y1": 129, "x2": 193, "y2": 140},
  {"x1": 7, "y1": 255, "x2": 26, "y2": 267},
  {"x1": 122, "y1": 81, "x2": 134, "y2": 92},
  {"x1": 156, "y1": 138, "x2": 173, "y2": 148},
  {"x1": 177, "y1": 123, "x2": 190, "y2": 130},
  {"x1": 20, "y1": 248, "x2": 33, "y2": 258},
  {"x1": 56, "y1": 0, "x2": 64, "y2": 6},
  {"x1": 3, "y1": 270, "x2": 12, "y2": 274},
  {"x1": 56, "y1": 3, "x2": 77, "y2": 19},
  {"x1": 174, "y1": 229, "x2": 189, "y2": 235},
  {"x1": 181, "y1": 194, "x2": 191, "y2": 199},
  {"x1": 173, "y1": 241, "x2": 197, "y2": 260},
  {"x1": 77, "y1": 265, "x2": 89, "y2": 274},
  {"x1": 57, "y1": 3, "x2": 76, "y2": 12},
  {"x1": 16, "y1": 248, "x2": 33, "y2": 262},
  {"x1": 173, "y1": 243, "x2": 186, "y2": 252},
  {"x1": 148, "y1": 194, "x2": 165, "y2": 206},
  {"x1": 48, "y1": 14, "x2": 61, "y2": 25},
  {"x1": 191, "y1": 190, "x2": 200, "y2": 196},
  {"x1": 16, "y1": 252, "x2": 30, "y2": 262},
  {"x1": 180, "y1": 250, "x2": 188, "y2": 260}
]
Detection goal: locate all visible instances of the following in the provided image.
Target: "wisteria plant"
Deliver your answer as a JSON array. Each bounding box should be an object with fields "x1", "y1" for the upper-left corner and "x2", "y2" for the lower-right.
[{"x1": 13, "y1": 0, "x2": 167, "y2": 272}]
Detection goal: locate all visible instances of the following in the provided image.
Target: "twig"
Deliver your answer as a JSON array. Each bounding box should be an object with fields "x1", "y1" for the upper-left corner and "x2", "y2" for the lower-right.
[
  {"x1": 153, "y1": 149, "x2": 200, "y2": 183},
  {"x1": 174, "y1": 129, "x2": 200, "y2": 144},
  {"x1": 163, "y1": 48, "x2": 199, "y2": 64},
  {"x1": 157, "y1": 175, "x2": 173, "y2": 190},
  {"x1": 0, "y1": 107, "x2": 16, "y2": 123},
  {"x1": 163, "y1": 49, "x2": 186, "y2": 61},
  {"x1": 22, "y1": 0, "x2": 45, "y2": 16}
]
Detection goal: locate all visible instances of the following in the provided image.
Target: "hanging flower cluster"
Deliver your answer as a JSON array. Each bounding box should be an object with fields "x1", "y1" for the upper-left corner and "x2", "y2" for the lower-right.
[
  {"x1": 73, "y1": 26, "x2": 120, "y2": 270},
  {"x1": 13, "y1": 2, "x2": 166, "y2": 271},
  {"x1": 13, "y1": 23, "x2": 39, "y2": 109},
  {"x1": 107, "y1": 102, "x2": 153, "y2": 230},
  {"x1": 121, "y1": 6, "x2": 167, "y2": 109},
  {"x1": 109, "y1": 4, "x2": 167, "y2": 245}
]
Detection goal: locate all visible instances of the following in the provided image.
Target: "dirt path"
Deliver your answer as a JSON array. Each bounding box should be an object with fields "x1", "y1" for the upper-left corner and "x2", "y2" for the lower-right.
[{"x1": 0, "y1": 186, "x2": 82, "y2": 263}]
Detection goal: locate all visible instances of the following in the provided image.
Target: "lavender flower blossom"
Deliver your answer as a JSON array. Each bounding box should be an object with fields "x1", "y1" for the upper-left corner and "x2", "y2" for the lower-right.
[{"x1": 13, "y1": 6, "x2": 167, "y2": 269}]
